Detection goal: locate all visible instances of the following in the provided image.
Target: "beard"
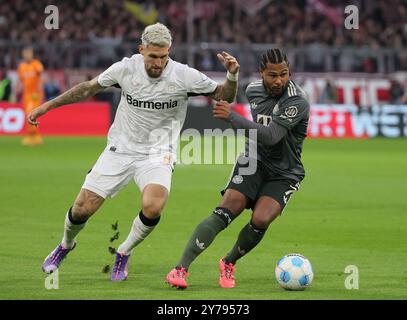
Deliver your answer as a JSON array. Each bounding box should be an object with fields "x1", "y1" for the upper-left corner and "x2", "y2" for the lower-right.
[
  {"x1": 146, "y1": 67, "x2": 163, "y2": 78},
  {"x1": 266, "y1": 81, "x2": 289, "y2": 98}
]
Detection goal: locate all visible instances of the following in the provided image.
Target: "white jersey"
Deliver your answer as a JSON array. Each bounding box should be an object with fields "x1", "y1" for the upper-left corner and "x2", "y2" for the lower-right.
[{"x1": 98, "y1": 54, "x2": 218, "y2": 156}]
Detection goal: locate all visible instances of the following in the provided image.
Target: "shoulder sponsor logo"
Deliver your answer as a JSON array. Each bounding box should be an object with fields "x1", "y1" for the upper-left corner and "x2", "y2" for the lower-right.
[
  {"x1": 126, "y1": 94, "x2": 178, "y2": 110},
  {"x1": 285, "y1": 106, "x2": 298, "y2": 118}
]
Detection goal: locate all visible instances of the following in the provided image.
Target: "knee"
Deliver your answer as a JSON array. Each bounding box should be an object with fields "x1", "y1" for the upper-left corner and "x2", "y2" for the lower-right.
[
  {"x1": 142, "y1": 197, "x2": 166, "y2": 218},
  {"x1": 71, "y1": 189, "x2": 104, "y2": 221},
  {"x1": 251, "y1": 199, "x2": 282, "y2": 229},
  {"x1": 72, "y1": 199, "x2": 97, "y2": 221},
  {"x1": 219, "y1": 191, "x2": 247, "y2": 216},
  {"x1": 251, "y1": 214, "x2": 273, "y2": 230}
]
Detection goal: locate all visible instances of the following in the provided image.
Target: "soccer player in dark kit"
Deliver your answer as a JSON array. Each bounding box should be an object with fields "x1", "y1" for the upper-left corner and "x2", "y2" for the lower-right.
[{"x1": 166, "y1": 48, "x2": 310, "y2": 289}]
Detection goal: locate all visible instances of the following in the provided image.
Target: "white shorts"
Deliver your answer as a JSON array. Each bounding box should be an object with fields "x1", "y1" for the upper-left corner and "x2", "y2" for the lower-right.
[{"x1": 82, "y1": 148, "x2": 175, "y2": 199}]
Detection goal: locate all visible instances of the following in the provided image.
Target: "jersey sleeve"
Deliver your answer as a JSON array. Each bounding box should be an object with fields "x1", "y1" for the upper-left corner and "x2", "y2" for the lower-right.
[
  {"x1": 34, "y1": 60, "x2": 44, "y2": 74},
  {"x1": 273, "y1": 96, "x2": 310, "y2": 130},
  {"x1": 245, "y1": 85, "x2": 253, "y2": 103},
  {"x1": 245, "y1": 81, "x2": 263, "y2": 106},
  {"x1": 185, "y1": 67, "x2": 218, "y2": 96},
  {"x1": 98, "y1": 59, "x2": 126, "y2": 88},
  {"x1": 245, "y1": 83, "x2": 257, "y2": 101}
]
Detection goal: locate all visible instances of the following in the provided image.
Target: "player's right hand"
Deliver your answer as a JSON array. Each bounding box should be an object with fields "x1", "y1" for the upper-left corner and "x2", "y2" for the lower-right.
[
  {"x1": 213, "y1": 100, "x2": 232, "y2": 121},
  {"x1": 27, "y1": 105, "x2": 47, "y2": 126},
  {"x1": 217, "y1": 51, "x2": 240, "y2": 74}
]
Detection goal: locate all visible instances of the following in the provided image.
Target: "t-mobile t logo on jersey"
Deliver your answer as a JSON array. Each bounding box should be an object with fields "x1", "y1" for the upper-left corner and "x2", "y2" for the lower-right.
[
  {"x1": 126, "y1": 94, "x2": 178, "y2": 110},
  {"x1": 257, "y1": 114, "x2": 272, "y2": 126}
]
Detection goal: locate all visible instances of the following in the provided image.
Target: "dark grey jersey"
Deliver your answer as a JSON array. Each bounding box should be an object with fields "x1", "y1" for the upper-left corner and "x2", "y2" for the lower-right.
[{"x1": 245, "y1": 80, "x2": 310, "y2": 181}]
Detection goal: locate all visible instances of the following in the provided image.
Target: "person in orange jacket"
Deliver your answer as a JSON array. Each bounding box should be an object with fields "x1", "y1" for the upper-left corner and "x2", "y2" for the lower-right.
[{"x1": 18, "y1": 46, "x2": 44, "y2": 146}]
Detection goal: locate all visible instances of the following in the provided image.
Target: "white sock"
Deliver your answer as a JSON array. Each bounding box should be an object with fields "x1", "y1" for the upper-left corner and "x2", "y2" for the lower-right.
[
  {"x1": 117, "y1": 215, "x2": 158, "y2": 256},
  {"x1": 61, "y1": 209, "x2": 87, "y2": 249}
]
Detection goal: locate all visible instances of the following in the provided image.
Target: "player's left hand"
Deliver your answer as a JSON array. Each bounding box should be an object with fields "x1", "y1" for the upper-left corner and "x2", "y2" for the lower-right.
[
  {"x1": 217, "y1": 51, "x2": 240, "y2": 74},
  {"x1": 213, "y1": 100, "x2": 232, "y2": 121}
]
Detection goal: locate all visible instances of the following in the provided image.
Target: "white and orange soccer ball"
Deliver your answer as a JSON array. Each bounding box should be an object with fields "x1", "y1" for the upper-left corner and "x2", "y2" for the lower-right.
[{"x1": 275, "y1": 253, "x2": 314, "y2": 291}]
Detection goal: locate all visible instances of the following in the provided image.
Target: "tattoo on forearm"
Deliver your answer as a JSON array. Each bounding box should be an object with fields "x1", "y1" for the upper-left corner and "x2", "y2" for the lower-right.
[
  {"x1": 222, "y1": 79, "x2": 237, "y2": 102},
  {"x1": 211, "y1": 79, "x2": 237, "y2": 102},
  {"x1": 51, "y1": 80, "x2": 102, "y2": 109}
]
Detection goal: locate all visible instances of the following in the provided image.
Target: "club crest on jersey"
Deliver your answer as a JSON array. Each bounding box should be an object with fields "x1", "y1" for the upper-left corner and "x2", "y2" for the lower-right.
[
  {"x1": 167, "y1": 84, "x2": 176, "y2": 92},
  {"x1": 284, "y1": 106, "x2": 298, "y2": 118},
  {"x1": 126, "y1": 94, "x2": 178, "y2": 110}
]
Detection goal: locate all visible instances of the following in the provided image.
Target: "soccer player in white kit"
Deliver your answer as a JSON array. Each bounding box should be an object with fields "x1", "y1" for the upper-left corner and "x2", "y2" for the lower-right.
[{"x1": 27, "y1": 23, "x2": 240, "y2": 281}]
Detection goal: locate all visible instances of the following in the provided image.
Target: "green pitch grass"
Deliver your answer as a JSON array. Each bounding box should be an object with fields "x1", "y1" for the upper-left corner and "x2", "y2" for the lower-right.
[{"x1": 0, "y1": 136, "x2": 406, "y2": 300}]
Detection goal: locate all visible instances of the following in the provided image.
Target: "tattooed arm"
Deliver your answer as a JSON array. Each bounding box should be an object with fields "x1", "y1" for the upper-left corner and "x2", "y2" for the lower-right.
[
  {"x1": 208, "y1": 78, "x2": 238, "y2": 103},
  {"x1": 27, "y1": 77, "x2": 105, "y2": 125},
  {"x1": 208, "y1": 51, "x2": 240, "y2": 103}
]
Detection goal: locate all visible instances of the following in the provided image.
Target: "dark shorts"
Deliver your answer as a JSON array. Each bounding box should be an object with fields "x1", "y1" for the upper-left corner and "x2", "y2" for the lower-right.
[{"x1": 221, "y1": 158, "x2": 301, "y2": 210}]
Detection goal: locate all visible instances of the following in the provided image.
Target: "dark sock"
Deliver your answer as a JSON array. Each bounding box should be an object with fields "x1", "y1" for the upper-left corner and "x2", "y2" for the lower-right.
[
  {"x1": 139, "y1": 210, "x2": 160, "y2": 227},
  {"x1": 68, "y1": 207, "x2": 88, "y2": 225},
  {"x1": 177, "y1": 207, "x2": 235, "y2": 270},
  {"x1": 224, "y1": 221, "x2": 267, "y2": 265}
]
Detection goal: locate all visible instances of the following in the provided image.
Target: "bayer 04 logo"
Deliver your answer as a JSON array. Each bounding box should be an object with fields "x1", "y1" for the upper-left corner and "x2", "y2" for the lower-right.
[{"x1": 275, "y1": 253, "x2": 314, "y2": 291}]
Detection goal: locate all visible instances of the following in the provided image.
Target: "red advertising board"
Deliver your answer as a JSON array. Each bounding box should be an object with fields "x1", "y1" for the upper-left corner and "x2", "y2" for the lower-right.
[
  {"x1": 234, "y1": 103, "x2": 407, "y2": 138},
  {"x1": 2, "y1": 101, "x2": 406, "y2": 138},
  {"x1": 308, "y1": 105, "x2": 363, "y2": 138},
  {"x1": 308, "y1": 104, "x2": 407, "y2": 138},
  {"x1": 0, "y1": 102, "x2": 110, "y2": 136}
]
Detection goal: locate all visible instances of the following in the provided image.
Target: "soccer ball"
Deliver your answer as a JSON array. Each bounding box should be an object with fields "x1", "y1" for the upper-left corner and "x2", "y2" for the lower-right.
[{"x1": 275, "y1": 253, "x2": 313, "y2": 291}]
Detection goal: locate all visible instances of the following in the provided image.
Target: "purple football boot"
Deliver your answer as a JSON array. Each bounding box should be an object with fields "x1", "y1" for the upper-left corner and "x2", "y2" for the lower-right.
[
  {"x1": 42, "y1": 243, "x2": 76, "y2": 274},
  {"x1": 111, "y1": 252, "x2": 129, "y2": 281}
]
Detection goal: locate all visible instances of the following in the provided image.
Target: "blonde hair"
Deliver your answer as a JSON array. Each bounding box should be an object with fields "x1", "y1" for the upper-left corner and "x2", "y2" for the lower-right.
[{"x1": 141, "y1": 23, "x2": 172, "y2": 47}]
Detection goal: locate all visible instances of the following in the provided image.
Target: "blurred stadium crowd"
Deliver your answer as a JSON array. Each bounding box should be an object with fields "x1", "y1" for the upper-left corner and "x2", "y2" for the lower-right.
[
  {"x1": 2, "y1": 0, "x2": 406, "y2": 46},
  {"x1": 0, "y1": 0, "x2": 406, "y2": 72},
  {"x1": 0, "y1": 0, "x2": 407, "y2": 140},
  {"x1": 1, "y1": 0, "x2": 407, "y2": 107}
]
